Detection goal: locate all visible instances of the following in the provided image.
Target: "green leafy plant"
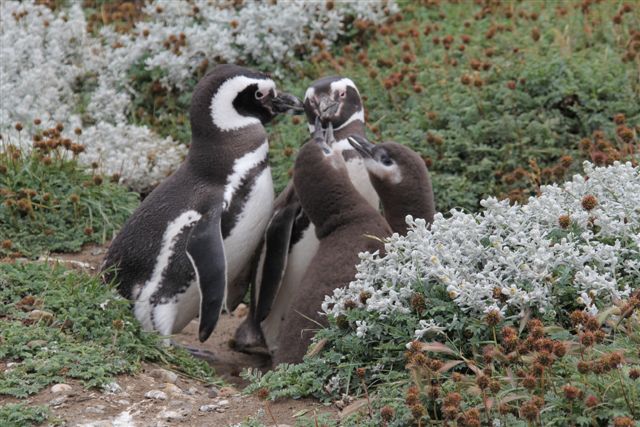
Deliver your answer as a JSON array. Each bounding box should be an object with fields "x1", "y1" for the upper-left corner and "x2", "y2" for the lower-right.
[
  {"x1": 0, "y1": 403, "x2": 50, "y2": 427},
  {"x1": 0, "y1": 261, "x2": 220, "y2": 400},
  {"x1": 0, "y1": 124, "x2": 139, "y2": 258}
]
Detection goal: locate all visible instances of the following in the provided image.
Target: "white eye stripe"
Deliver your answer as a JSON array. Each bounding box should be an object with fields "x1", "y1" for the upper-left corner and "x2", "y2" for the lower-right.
[
  {"x1": 210, "y1": 76, "x2": 275, "y2": 131},
  {"x1": 329, "y1": 78, "x2": 359, "y2": 96}
]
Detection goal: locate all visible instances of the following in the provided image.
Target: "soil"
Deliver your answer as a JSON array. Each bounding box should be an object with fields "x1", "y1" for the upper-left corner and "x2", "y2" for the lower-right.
[{"x1": 2, "y1": 245, "x2": 340, "y2": 426}]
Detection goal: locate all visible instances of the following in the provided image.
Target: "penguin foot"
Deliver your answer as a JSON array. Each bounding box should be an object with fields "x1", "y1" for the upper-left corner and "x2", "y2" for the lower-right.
[
  {"x1": 232, "y1": 319, "x2": 270, "y2": 356},
  {"x1": 171, "y1": 340, "x2": 218, "y2": 362}
]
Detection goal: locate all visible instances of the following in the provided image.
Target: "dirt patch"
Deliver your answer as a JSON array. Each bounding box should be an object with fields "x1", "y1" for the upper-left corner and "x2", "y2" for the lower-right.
[{"x1": 1, "y1": 244, "x2": 339, "y2": 426}]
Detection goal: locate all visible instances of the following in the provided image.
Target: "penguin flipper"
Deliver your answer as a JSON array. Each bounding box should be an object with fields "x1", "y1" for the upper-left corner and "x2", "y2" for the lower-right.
[
  {"x1": 255, "y1": 190, "x2": 301, "y2": 322},
  {"x1": 186, "y1": 208, "x2": 226, "y2": 343}
]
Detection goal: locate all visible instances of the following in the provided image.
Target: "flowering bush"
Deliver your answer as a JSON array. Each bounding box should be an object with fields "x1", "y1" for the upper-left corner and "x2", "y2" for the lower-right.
[
  {"x1": 246, "y1": 161, "x2": 640, "y2": 424},
  {"x1": 1, "y1": 0, "x2": 395, "y2": 191},
  {"x1": 324, "y1": 161, "x2": 639, "y2": 321}
]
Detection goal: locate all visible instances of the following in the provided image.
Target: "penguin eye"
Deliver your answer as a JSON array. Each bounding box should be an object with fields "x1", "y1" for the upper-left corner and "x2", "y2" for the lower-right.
[
  {"x1": 339, "y1": 90, "x2": 346, "y2": 98},
  {"x1": 255, "y1": 89, "x2": 268, "y2": 100},
  {"x1": 380, "y1": 154, "x2": 393, "y2": 167}
]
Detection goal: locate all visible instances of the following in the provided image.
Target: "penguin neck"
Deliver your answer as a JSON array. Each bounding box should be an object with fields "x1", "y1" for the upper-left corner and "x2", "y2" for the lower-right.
[
  {"x1": 295, "y1": 153, "x2": 376, "y2": 239},
  {"x1": 333, "y1": 119, "x2": 366, "y2": 141},
  {"x1": 187, "y1": 124, "x2": 268, "y2": 178},
  {"x1": 375, "y1": 175, "x2": 435, "y2": 235}
]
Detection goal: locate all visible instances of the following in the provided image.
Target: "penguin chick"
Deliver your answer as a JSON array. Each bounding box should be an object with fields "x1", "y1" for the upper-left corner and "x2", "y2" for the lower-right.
[
  {"x1": 271, "y1": 122, "x2": 391, "y2": 366},
  {"x1": 102, "y1": 64, "x2": 303, "y2": 343},
  {"x1": 348, "y1": 135, "x2": 436, "y2": 234},
  {"x1": 234, "y1": 76, "x2": 378, "y2": 355}
]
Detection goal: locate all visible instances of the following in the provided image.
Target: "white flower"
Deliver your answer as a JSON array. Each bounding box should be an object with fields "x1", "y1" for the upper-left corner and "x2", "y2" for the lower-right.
[{"x1": 355, "y1": 320, "x2": 368, "y2": 338}]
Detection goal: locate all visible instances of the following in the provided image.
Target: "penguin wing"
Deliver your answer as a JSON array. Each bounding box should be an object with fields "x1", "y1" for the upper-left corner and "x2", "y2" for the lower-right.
[
  {"x1": 255, "y1": 197, "x2": 301, "y2": 321},
  {"x1": 186, "y1": 207, "x2": 226, "y2": 342}
]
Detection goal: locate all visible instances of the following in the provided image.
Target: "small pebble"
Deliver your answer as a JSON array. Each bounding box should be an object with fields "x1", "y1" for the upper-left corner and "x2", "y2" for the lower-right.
[
  {"x1": 149, "y1": 368, "x2": 178, "y2": 384},
  {"x1": 51, "y1": 383, "x2": 72, "y2": 394},
  {"x1": 144, "y1": 389, "x2": 168, "y2": 400},
  {"x1": 49, "y1": 396, "x2": 66, "y2": 406},
  {"x1": 207, "y1": 386, "x2": 219, "y2": 398},
  {"x1": 85, "y1": 405, "x2": 106, "y2": 414},
  {"x1": 199, "y1": 404, "x2": 218, "y2": 412},
  {"x1": 186, "y1": 386, "x2": 198, "y2": 395},
  {"x1": 163, "y1": 383, "x2": 182, "y2": 395},
  {"x1": 158, "y1": 409, "x2": 187, "y2": 421},
  {"x1": 216, "y1": 399, "x2": 230, "y2": 407},
  {"x1": 102, "y1": 382, "x2": 123, "y2": 394}
]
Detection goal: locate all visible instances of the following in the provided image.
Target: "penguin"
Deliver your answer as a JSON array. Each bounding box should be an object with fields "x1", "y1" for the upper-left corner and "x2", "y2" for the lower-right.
[
  {"x1": 347, "y1": 135, "x2": 436, "y2": 233},
  {"x1": 271, "y1": 132, "x2": 438, "y2": 365},
  {"x1": 271, "y1": 122, "x2": 391, "y2": 365},
  {"x1": 233, "y1": 76, "x2": 379, "y2": 355},
  {"x1": 101, "y1": 64, "x2": 304, "y2": 343}
]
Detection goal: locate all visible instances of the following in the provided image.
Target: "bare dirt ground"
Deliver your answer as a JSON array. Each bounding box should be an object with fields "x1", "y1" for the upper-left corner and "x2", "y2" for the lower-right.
[{"x1": 3, "y1": 245, "x2": 339, "y2": 426}]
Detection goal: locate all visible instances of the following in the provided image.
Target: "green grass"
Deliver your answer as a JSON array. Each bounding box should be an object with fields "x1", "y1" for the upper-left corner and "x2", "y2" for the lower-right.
[
  {"x1": 1, "y1": 132, "x2": 139, "y2": 258},
  {"x1": 0, "y1": 261, "x2": 221, "y2": 423}
]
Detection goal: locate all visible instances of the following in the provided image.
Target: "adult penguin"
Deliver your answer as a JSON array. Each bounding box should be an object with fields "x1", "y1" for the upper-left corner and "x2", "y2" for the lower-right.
[
  {"x1": 101, "y1": 64, "x2": 303, "y2": 343},
  {"x1": 234, "y1": 76, "x2": 378, "y2": 355}
]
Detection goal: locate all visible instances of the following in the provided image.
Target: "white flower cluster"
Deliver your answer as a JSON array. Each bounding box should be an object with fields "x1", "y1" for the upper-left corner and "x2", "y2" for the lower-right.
[
  {"x1": 0, "y1": 1, "x2": 185, "y2": 190},
  {"x1": 323, "y1": 162, "x2": 640, "y2": 320},
  {"x1": 1, "y1": 0, "x2": 395, "y2": 190}
]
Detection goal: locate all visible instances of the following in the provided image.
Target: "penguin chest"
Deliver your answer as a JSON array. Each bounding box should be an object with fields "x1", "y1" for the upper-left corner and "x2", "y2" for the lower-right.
[
  {"x1": 222, "y1": 151, "x2": 274, "y2": 286},
  {"x1": 333, "y1": 139, "x2": 380, "y2": 209}
]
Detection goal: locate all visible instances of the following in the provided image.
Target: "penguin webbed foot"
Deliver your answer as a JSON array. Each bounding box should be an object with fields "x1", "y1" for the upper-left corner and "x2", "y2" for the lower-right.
[
  {"x1": 232, "y1": 317, "x2": 270, "y2": 356},
  {"x1": 170, "y1": 340, "x2": 218, "y2": 362}
]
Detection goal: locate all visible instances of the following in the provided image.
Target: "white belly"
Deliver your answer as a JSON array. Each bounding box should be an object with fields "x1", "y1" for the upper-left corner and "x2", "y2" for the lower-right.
[
  {"x1": 262, "y1": 223, "x2": 320, "y2": 350},
  {"x1": 333, "y1": 139, "x2": 379, "y2": 209},
  {"x1": 223, "y1": 167, "x2": 274, "y2": 298}
]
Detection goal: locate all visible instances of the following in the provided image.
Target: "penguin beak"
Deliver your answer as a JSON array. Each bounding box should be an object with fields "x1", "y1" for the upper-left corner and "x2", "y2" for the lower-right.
[
  {"x1": 272, "y1": 92, "x2": 304, "y2": 114},
  {"x1": 312, "y1": 117, "x2": 332, "y2": 154},
  {"x1": 315, "y1": 94, "x2": 340, "y2": 120},
  {"x1": 347, "y1": 134, "x2": 375, "y2": 158}
]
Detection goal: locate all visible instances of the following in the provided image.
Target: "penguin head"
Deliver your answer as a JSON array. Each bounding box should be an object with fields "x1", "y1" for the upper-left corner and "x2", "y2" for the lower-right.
[
  {"x1": 348, "y1": 135, "x2": 436, "y2": 233},
  {"x1": 302, "y1": 118, "x2": 346, "y2": 170},
  {"x1": 348, "y1": 135, "x2": 428, "y2": 190},
  {"x1": 295, "y1": 118, "x2": 348, "y2": 191},
  {"x1": 304, "y1": 76, "x2": 363, "y2": 131},
  {"x1": 190, "y1": 64, "x2": 303, "y2": 137}
]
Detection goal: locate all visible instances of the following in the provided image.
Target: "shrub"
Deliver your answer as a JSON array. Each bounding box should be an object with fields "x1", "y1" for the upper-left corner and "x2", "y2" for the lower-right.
[{"x1": 1, "y1": 128, "x2": 138, "y2": 258}]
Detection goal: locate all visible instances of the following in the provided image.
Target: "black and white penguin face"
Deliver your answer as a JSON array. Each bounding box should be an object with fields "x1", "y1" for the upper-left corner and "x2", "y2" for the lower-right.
[
  {"x1": 191, "y1": 64, "x2": 303, "y2": 136},
  {"x1": 304, "y1": 76, "x2": 363, "y2": 131}
]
